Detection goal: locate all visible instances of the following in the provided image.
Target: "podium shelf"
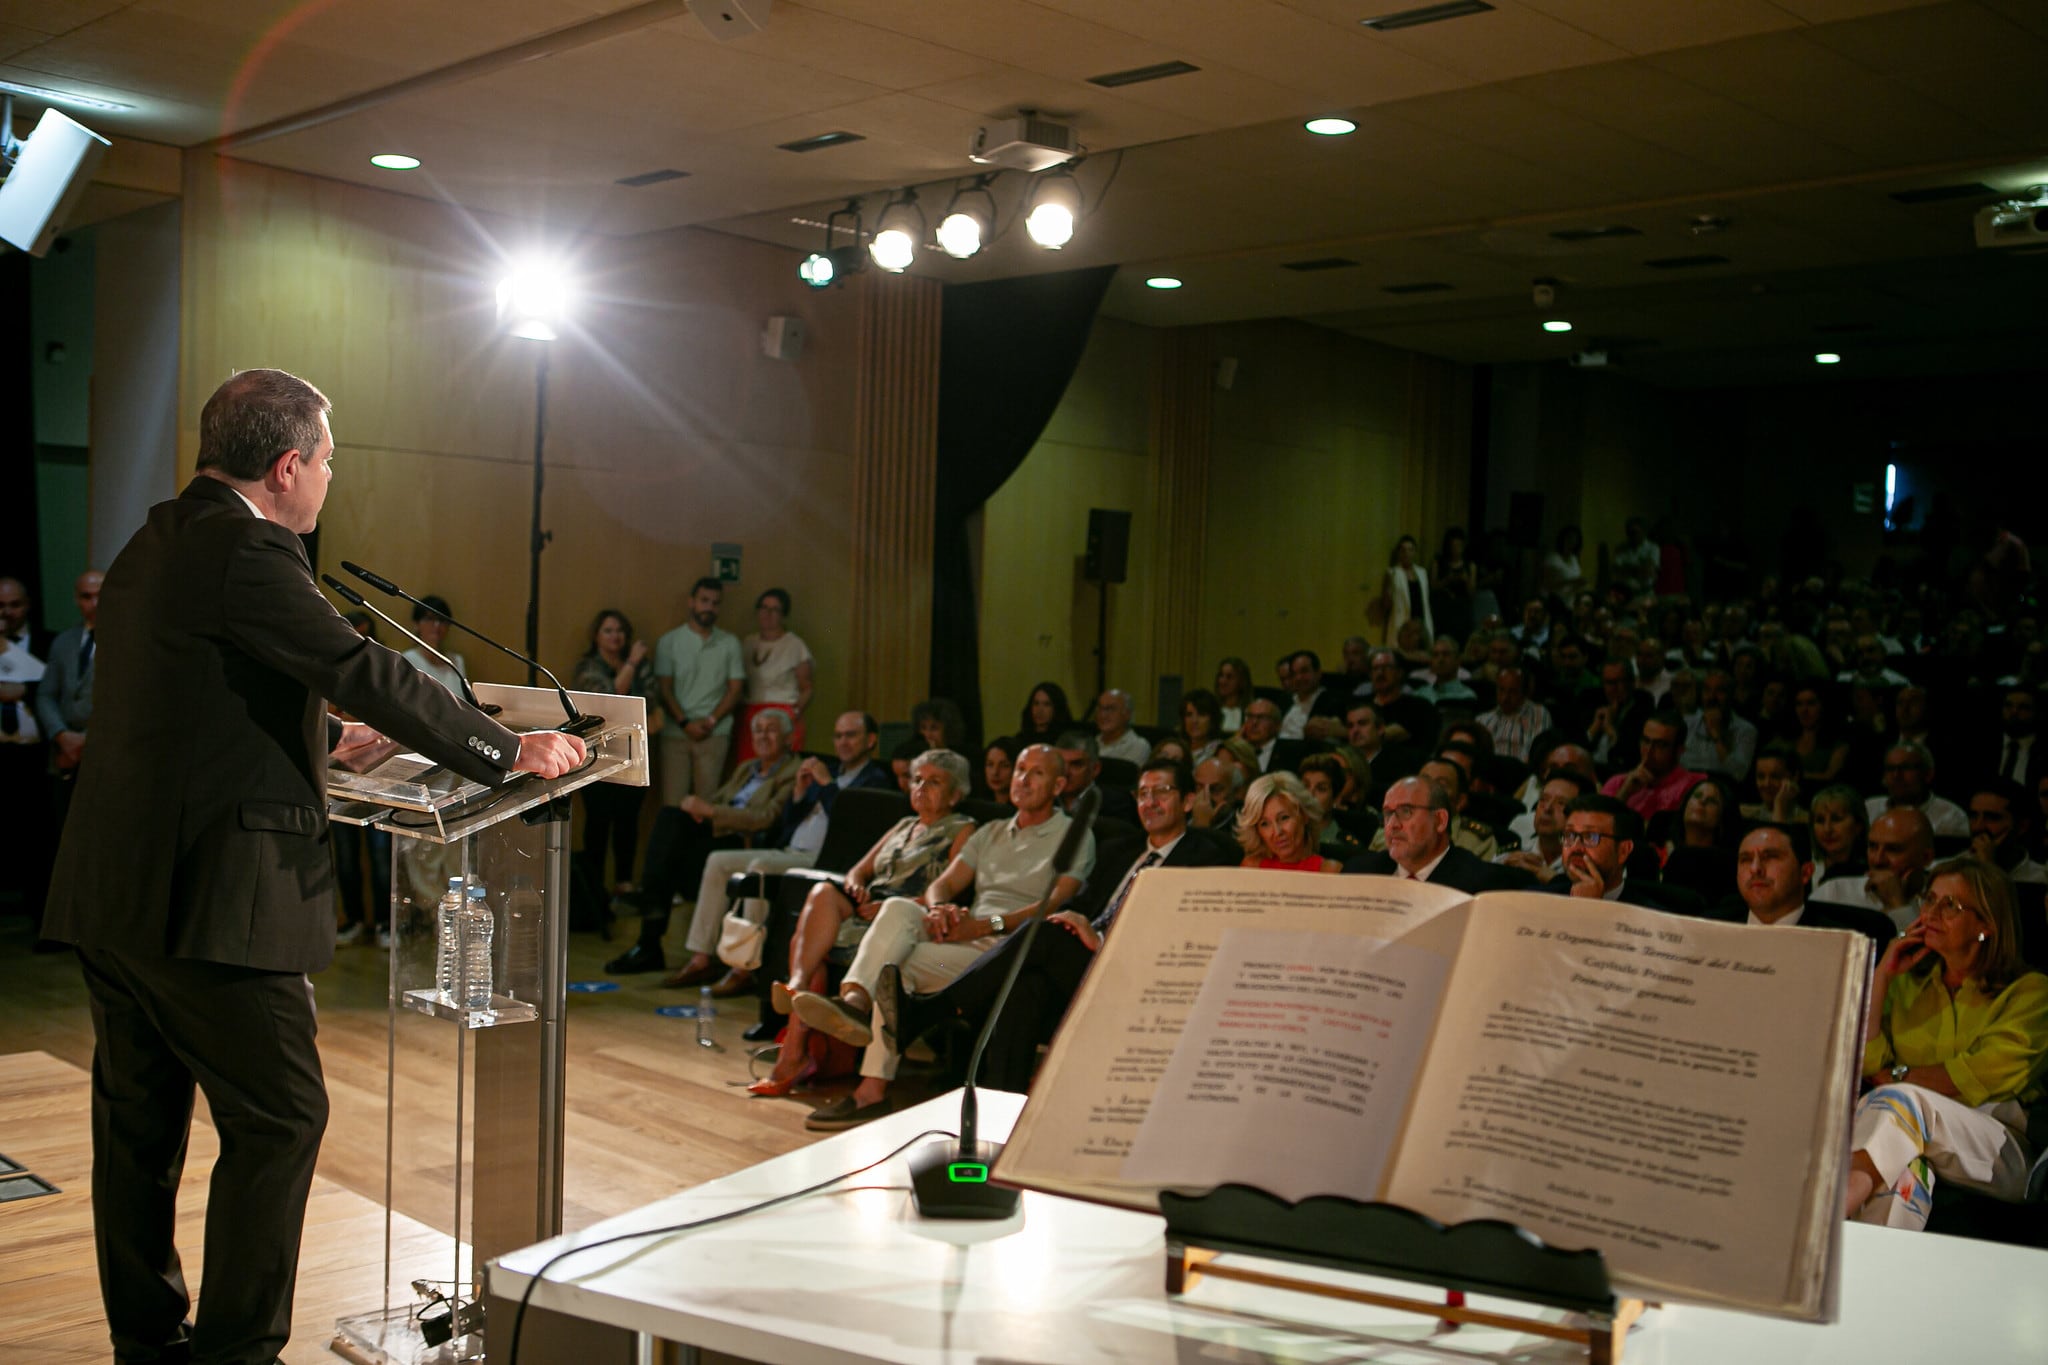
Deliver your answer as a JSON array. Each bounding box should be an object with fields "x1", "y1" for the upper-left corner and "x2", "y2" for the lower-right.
[{"x1": 400, "y1": 988, "x2": 540, "y2": 1030}]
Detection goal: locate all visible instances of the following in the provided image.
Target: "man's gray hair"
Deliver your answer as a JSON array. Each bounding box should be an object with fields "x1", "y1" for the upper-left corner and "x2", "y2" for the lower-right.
[
  {"x1": 1055, "y1": 730, "x2": 1099, "y2": 762},
  {"x1": 752, "y1": 708, "x2": 793, "y2": 734},
  {"x1": 1888, "y1": 739, "x2": 1934, "y2": 772},
  {"x1": 911, "y1": 747, "x2": 971, "y2": 796},
  {"x1": 197, "y1": 368, "x2": 332, "y2": 481}
]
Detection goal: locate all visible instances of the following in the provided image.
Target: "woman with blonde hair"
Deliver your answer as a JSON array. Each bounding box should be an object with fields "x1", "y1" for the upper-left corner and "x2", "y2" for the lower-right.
[
  {"x1": 1847, "y1": 856, "x2": 2048, "y2": 1229},
  {"x1": 1236, "y1": 771, "x2": 1341, "y2": 874}
]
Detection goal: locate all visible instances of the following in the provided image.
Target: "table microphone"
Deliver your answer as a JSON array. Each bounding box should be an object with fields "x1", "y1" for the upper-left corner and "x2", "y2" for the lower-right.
[
  {"x1": 342, "y1": 560, "x2": 601, "y2": 737},
  {"x1": 909, "y1": 787, "x2": 1100, "y2": 1221},
  {"x1": 322, "y1": 574, "x2": 500, "y2": 717}
]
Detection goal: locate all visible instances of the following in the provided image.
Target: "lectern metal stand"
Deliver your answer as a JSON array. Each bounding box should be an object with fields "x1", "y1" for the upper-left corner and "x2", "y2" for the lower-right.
[{"x1": 328, "y1": 684, "x2": 645, "y2": 1365}]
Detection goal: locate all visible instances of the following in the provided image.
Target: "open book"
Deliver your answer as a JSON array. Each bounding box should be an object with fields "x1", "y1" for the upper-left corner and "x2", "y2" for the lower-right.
[{"x1": 993, "y1": 869, "x2": 1872, "y2": 1321}]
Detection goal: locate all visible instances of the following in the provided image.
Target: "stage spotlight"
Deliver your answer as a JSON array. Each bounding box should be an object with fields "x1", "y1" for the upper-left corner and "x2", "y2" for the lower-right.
[
  {"x1": 798, "y1": 252, "x2": 834, "y2": 288},
  {"x1": 798, "y1": 199, "x2": 865, "y2": 288},
  {"x1": 496, "y1": 258, "x2": 570, "y2": 342},
  {"x1": 869, "y1": 188, "x2": 924, "y2": 272},
  {"x1": 1025, "y1": 166, "x2": 1082, "y2": 249},
  {"x1": 1541, "y1": 319, "x2": 1572, "y2": 333},
  {"x1": 937, "y1": 176, "x2": 997, "y2": 259}
]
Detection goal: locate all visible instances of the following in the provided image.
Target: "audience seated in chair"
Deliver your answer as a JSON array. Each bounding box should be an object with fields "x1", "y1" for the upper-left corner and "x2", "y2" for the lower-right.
[
  {"x1": 787, "y1": 744, "x2": 1094, "y2": 1130},
  {"x1": 1236, "y1": 771, "x2": 1340, "y2": 874},
  {"x1": 748, "y1": 748, "x2": 977, "y2": 1097}
]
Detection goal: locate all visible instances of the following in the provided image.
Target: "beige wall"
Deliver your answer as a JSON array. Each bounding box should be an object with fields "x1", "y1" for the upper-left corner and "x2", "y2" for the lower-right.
[
  {"x1": 179, "y1": 153, "x2": 871, "y2": 721},
  {"x1": 980, "y1": 317, "x2": 1472, "y2": 730}
]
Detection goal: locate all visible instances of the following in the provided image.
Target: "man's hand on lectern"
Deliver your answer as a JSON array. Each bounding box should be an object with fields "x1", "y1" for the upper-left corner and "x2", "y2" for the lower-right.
[{"x1": 515, "y1": 731, "x2": 587, "y2": 779}]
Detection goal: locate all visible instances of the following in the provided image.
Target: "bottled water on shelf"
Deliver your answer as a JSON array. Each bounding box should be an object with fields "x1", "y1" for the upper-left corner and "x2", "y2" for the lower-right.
[
  {"x1": 504, "y1": 877, "x2": 543, "y2": 997},
  {"x1": 460, "y1": 883, "x2": 495, "y2": 1011},
  {"x1": 434, "y1": 877, "x2": 465, "y2": 1003}
]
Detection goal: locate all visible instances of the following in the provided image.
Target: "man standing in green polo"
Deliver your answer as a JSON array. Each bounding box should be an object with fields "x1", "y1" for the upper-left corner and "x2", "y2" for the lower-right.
[{"x1": 654, "y1": 576, "x2": 745, "y2": 805}]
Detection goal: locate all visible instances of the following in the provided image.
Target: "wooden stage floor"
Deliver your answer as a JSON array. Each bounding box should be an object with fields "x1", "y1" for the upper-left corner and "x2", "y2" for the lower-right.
[{"x1": 0, "y1": 913, "x2": 850, "y2": 1363}]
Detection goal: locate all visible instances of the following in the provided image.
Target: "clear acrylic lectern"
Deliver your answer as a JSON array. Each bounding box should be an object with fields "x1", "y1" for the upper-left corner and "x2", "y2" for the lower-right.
[{"x1": 325, "y1": 682, "x2": 646, "y2": 1364}]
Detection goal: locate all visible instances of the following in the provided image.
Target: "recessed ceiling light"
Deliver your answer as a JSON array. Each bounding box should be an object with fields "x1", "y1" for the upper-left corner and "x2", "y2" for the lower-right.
[
  {"x1": 1542, "y1": 320, "x2": 1573, "y2": 333},
  {"x1": 1305, "y1": 117, "x2": 1357, "y2": 137},
  {"x1": 369, "y1": 153, "x2": 420, "y2": 170},
  {"x1": 0, "y1": 78, "x2": 134, "y2": 112},
  {"x1": 1145, "y1": 276, "x2": 1183, "y2": 290},
  {"x1": 1814, "y1": 352, "x2": 1842, "y2": 365}
]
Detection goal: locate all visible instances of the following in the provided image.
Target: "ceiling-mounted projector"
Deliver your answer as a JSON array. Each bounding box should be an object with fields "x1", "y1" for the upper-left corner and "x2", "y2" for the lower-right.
[
  {"x1": 969, "y1": 114, "x2": 1081, "y2": 173},
  {"x1": 1974, "y1": 188, "x2": 2048, "y2": 249},
  {"x1": 0, "y1": 106, "x2": 109, "y2": 257}
]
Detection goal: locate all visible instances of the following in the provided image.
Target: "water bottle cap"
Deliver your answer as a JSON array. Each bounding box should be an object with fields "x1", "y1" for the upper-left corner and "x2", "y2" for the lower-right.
[
  {"x1": 467, "y1": 884, "x2": 489, "y2": 899},
  {"x1": 447, "y1": 877, "x2": 464, "y2": 889}
]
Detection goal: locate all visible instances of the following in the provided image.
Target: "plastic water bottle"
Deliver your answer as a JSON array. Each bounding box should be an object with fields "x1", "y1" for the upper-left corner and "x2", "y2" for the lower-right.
[
  {"x1": 696, "y1": 985, "x2": 716, "y2": 1048},
  {"x1": 434, "y1": 876, "x2": 465, "y2": 1003},
  {"x1": 504, "y1": 877, "x2": 543, "y2": 998},
  {"x1": 460, "y1": 883, "x2": 495, "y2": 1010}
]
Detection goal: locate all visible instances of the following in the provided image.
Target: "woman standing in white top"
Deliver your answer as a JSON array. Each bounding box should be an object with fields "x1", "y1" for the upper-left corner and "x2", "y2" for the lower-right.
[
  {"x1": 1377, "y1": 535, "x2": 1433, "y2": 648},
  {"x1": 1540, "y1": 525, "x2": 1585, "y2": 602},
  {"x1": 400, "y1": 594, "x2": 468, "y2": 695},
  {"x1": 736, "y1": 587, "x2": 814, "y2": 762}
]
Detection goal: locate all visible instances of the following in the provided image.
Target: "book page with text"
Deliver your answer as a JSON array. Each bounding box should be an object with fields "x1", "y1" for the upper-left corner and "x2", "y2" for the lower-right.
[
  {"x1": 1121, "y1": 927, "x2": 1451, "y2": 1201},
  {"x1": 995, "y1": 868, "x2": 1472, "y2": 1207},
  {"x1": 1382, "y1": 893, "x2": 1866, "y2": 1319}
]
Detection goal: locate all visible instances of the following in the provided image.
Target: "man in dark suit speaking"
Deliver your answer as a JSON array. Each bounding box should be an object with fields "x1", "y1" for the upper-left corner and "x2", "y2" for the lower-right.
[{"x1": 42, "y1": 370, "x2": 587, "y2": 1365}]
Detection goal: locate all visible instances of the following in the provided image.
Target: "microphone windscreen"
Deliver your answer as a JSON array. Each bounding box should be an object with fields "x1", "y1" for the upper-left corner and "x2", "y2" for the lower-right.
[
  {"x1": 321, "y1": 574, "x2": 367, "y2": 608},
  {"x1": 1053, "y1": 787, "x2": 1100, "y2": 874}
]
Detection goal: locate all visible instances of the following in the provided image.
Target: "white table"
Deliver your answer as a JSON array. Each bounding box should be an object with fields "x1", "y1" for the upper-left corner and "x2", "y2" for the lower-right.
[{"x1": 491, "y1": 1089, "x2": 2048, "y2": 1364}]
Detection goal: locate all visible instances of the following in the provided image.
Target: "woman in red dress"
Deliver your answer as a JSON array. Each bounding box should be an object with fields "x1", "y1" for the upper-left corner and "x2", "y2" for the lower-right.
[{"x1": 1237, "y1": 771, "x2": 1341, "y2": 874}]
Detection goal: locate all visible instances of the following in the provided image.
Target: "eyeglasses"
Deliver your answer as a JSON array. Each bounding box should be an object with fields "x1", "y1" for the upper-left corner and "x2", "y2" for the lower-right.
[
  {"x1": 1560, "y1": 830, "x2": 1612, "y2": 848},
  {"x1": 1382, "y1": 804, "x2": 1432, "y2": 823},
  {"x1": 1916, "y1": 892, "x2": 1977, "y2": 922}
]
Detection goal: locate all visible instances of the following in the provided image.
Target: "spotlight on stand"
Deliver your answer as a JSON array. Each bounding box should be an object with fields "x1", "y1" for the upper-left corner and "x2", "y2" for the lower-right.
[
  {"x1": 868, "y1": 187, "x2": 924, "y2": 273},
  {"x1": 936, "y1": 175, "x2": 998, "y2": 259},
  {"x1": 798, "y1": 198, "x2": 865, "y2": 289},
  {"x1": 496, "y1": 258, "x2": 571, "y2": 342},
  {"x1": 1024, "y1": 164, "x2": 1082, "y2": 250}
]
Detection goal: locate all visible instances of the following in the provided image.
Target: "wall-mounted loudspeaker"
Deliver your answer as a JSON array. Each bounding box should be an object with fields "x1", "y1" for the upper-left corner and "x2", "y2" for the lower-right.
[
  {"x1": 1085, "y1": 508, "x2": 1132, "y2": 584},
  {"x1": 686, "y1": 0, "x2": 771, "y2": 40}
]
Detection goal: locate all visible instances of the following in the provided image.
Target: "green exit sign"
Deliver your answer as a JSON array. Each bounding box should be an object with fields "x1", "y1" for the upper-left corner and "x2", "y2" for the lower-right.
[{"x1": 711, "y1": 542, "x2": 742, "y2": 583}]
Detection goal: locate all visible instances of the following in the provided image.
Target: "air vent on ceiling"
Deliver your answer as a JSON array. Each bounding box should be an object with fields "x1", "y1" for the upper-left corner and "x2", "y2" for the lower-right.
[
  {"x1": 1889, "y1": 182, "x2": 1995, "y2": 205},
  {"x1": 1281, "y1": 257, "x2": 1360, "y2": 271},
  {"x1": 1549, "y1": 225, "x2": 1642, "y2": 242},
  {"x1": 1362, "y1": 1, "x2": 1495, "y2": 32},
  {"x1": 1643, "y1": 253, "x2": 1730, "y2": 270},
  {"x1": 778, "y1": 131, "x2": 864, "y2": 153},
  {"x1": 615, "y1": 168, "x2": 690, "y2": 187},
  {"x1": 1382, "y1": 281, "x2": 1454, "y2": 294},
  {"x1": 1088, "y1": 60, "x2": 1199, "y2": 88}
]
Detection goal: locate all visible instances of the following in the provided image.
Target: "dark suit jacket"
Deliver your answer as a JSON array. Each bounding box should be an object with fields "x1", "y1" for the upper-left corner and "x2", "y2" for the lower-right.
[
  {"x1": 1538, "y1": 876, "x2": 1706, "y2": 917},
  {"x1": 1065, "y1": 779, "x2": 1138, "y2": 828},
  {"x1": 772, "y1": 755, "x2": 894, "y2": 847},
  {"x1": 1077, "y1": 826, "x2": 1240, "y2": 930},
  {"x1": 1341, "y1": 845, "x2": 1534, "y2": 893},
  {"x1": 1260, "y1": 738, "x2": 1316, "y2": 774},
  {"x1": 44, "y1": 477, "x2": 524, "y2": 974},
  {"x1": 1697, "y1": 897, "x2": 1897, "y2": 951}
]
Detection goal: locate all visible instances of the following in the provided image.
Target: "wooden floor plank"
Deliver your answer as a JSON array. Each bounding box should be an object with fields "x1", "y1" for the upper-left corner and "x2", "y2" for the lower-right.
[{"x1": 0, "y1": 912, "x2": 885, "y2": 1361}]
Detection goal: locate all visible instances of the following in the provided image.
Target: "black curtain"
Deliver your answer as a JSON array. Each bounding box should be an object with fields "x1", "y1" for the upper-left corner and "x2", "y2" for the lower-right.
[
  {"x1": 929, "y1": 265, "x2": 1116, "y2": 745},
  {"x1": 0, "y1": 253, "x2": 40, "y2": 599}
]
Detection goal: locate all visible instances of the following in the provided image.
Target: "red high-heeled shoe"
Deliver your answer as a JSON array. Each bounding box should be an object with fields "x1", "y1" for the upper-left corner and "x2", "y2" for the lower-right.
[{"x1": 746, "y1": 1055, "x2": 818, "y2": 1097}]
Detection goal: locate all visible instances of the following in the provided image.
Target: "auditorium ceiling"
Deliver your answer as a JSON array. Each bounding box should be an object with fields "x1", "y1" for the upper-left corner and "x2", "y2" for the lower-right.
[{"x1": 5, "y1": 0, "x2": 2047, "y2": 384}]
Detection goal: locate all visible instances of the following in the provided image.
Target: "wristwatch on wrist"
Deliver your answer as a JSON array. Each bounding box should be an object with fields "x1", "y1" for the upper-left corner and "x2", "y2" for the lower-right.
[
  {"x1": 988, "y1": 913, "x2": 1007, "y2": 935},
  {"x1": 1889, "y1": 1062, "x2": 1910, "y2": 1083}
]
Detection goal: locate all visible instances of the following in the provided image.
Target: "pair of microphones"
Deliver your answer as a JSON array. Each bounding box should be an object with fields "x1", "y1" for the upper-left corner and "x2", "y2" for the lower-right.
[{"x1": 322, "y1": 561, "x2": 601, "y2": 738}]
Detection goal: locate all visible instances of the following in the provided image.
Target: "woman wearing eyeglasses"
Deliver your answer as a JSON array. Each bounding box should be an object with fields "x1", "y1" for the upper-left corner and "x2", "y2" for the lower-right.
[{"x1": 1846, "y1": 856, "x2": 2048, "y2": 1229}]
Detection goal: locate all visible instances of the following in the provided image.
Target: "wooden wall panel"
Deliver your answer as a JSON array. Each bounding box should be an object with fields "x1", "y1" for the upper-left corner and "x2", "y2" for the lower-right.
[
  {"x1": 178, "y1": 152, "x2": 866, "y2": 721},
  {"x1": 1145, "y1": 324, "x2": 1214, "y2": 692},
  {"x1": 847, "y1": 271, "x2": 940, "y2": 721}
]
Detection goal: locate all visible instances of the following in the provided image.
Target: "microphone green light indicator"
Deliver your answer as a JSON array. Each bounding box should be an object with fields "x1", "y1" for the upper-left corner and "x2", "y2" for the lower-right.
[{"x1": 947, "y1": 1162, "x2": 990, "y2": 1183}]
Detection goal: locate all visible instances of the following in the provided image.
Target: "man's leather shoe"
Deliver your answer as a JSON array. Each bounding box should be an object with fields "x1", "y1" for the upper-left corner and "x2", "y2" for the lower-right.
[
  {"x1": 661, "y1": 959, "x2": 724, "y2": 990},
  {"x1": 741, "y1": 1020, "x2": 779, "y2": 1043},
  {"x1": 604, "y1": 942, "x2": 665, "y2": 974},
  {"x1": 709, "y1": 968, "x2": 755, "y2": 999}
]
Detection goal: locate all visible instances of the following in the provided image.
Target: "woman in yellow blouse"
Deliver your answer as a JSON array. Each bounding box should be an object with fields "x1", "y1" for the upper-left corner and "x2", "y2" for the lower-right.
[{"x1": 1847, "y1": 856, "x2": 2048, "y2": 1229}]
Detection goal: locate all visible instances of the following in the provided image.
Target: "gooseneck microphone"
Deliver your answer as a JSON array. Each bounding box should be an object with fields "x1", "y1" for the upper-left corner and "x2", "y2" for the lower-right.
[
  {"x1": 342, "y1": 561, "x2": 600, "y2": 736},
  {"x1": 323, "y1": 574, "x2": 500, "y2": 717},
  {"x1": 909, "y1": 787, "x2": 1100, "y2": 1220}
]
